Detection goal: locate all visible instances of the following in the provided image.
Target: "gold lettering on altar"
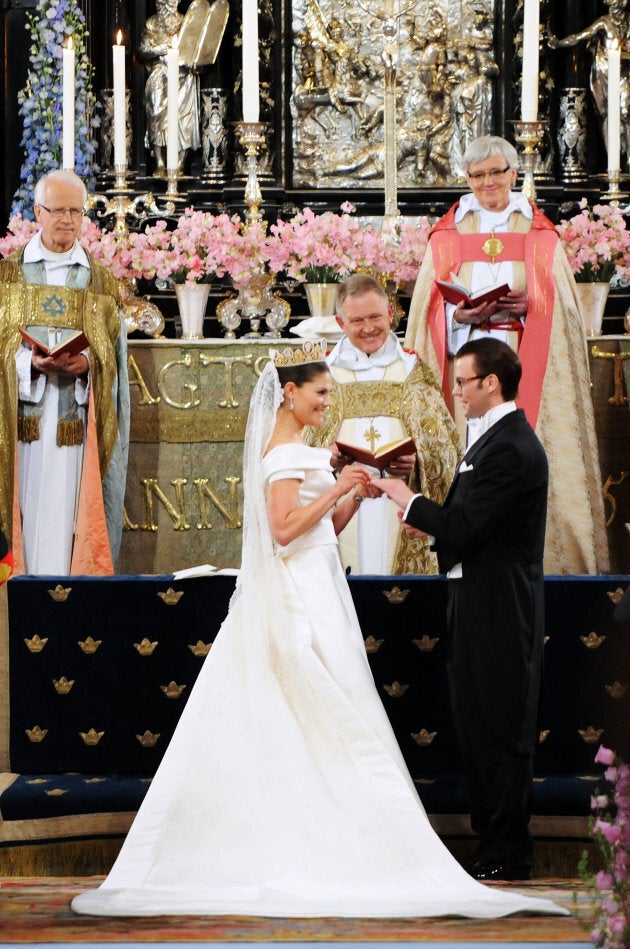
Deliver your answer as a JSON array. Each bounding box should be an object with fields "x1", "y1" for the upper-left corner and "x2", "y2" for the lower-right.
[
  {"x1": 139, "y1": 478, "x2": 192, "y2": 532},
  {"x1": 193, "y1": 476, "x2": 242, "y2": 530},
  {"x1": 125, "y1": 475, "x2": 243, "y2": 532},
  {"x1": 198, "y1": 354, "x2": 254, "y2": 408},
  {"x1": 127, "y1": 354, "x2": 160, "y2": 405},
  {"x1": 158, "y1": 353, "x2": 201, "y2": 409}
]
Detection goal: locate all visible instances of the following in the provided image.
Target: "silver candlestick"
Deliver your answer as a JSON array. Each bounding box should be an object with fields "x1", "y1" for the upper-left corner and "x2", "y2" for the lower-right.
[
  {"x1": 511, "y1": 120, "x2": 546, "y2": 204},
  {"x1": 235, "y1": 122, "x2": 267, "y2": 228}
]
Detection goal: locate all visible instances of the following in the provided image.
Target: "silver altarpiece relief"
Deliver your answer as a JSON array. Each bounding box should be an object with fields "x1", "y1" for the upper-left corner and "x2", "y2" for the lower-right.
[{"x1": 290, "y1": 0, "x2": 497, "y2": 188}]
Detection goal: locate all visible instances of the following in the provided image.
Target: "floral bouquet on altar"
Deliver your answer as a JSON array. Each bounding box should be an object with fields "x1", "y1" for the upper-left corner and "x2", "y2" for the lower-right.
[
  {"x1": 118, "y1": 209, "x2": 248, "y2": 285},
  {"x1": 556, "y1": 199, "x2": 630, "y2": 283},
  {"x1": 266, "y1": 202, "x2": 431, "y2": 286},
  {"x1": 579, "y1": 745, "x2": 629, "y2": 949}
]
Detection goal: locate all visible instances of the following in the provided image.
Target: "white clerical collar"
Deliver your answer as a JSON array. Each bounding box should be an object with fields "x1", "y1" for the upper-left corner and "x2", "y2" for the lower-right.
[
  {"x1": 467, "y1": 400, "x2": 517, "y2": 447},
  {"x1": 24, "y1": 230, "x2": 89, "y2": 267},
  {"x1": 327, "y1": 332, "x2": 405, "y2": 370},
  {"x1": 455, "y1": 191, "x2": 533, "y2": 226}
]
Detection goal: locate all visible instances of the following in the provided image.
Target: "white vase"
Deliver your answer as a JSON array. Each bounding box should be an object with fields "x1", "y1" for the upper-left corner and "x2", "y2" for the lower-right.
[
  {"x1": 304, "y1": 283, "x2": 339, "y2": 318},
  {"x1": 575, "y1": 282, "x2": 609, "y2": 337},
  {"x1": 175, "y1": 283, "x2": 210, "y2": 339}
]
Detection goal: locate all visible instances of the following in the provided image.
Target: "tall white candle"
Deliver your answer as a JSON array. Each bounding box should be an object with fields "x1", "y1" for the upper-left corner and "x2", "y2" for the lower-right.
[
  {"x1": 607, "y1": 39, "x2": 621, "y2": 174},
  {"x1": 62, "y1": 36, "x2": 75, "y2": 169},
  {"x1": 113, "y1": 31, "x2": 126, "y2": 168},
  {"x1": 521, "y1": 0, "x2": 539, "y2": 121},
  {"x1": 166, "y1": 40, "x2": 179, "y2": 171},
  {"x1": 242, "y1": 0, "x2": 260, "y2": 122}
]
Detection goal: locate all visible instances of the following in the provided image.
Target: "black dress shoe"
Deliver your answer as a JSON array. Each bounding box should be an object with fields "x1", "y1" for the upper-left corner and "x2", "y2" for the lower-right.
[{"x1": 471, "y1": 863, "x2": 533, "y2": 882}]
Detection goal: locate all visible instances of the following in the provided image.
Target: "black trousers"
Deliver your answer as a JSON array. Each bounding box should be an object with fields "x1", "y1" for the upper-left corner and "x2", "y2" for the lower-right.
[{"x1": 446, "y1": 580, "x2": 535, "y2": 868}]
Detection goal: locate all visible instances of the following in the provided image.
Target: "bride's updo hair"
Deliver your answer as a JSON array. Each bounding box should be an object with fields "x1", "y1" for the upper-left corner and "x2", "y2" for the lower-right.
[{"x1": 276, "y1": 361, "x2": 329, "y2": 387}]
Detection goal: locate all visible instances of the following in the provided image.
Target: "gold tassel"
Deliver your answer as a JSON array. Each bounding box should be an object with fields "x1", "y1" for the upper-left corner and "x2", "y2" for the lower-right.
[
  {"x1": 57, "y1": 418, "x2": 84, "y2": 447},
  {"x1": 17, "y1": 415, "x2": 40, "y2": 443}
]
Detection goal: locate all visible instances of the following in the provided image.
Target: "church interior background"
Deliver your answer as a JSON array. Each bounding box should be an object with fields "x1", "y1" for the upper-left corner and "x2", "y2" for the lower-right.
[
  {"x1": 1, "y1": 0, "x2": 630, "y2": 575},
  {"x1": 0, "y1": 2, "x2": 629, "y2": 913}
]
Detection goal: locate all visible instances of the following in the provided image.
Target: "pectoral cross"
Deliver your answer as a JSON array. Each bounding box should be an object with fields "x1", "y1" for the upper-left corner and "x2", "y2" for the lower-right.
[
  {"x1": 363, "y1": 420, "x2": 381, "y2": 453},
  {"x1": 482, "y1": 228, "x2": 504, "y2": 264}
]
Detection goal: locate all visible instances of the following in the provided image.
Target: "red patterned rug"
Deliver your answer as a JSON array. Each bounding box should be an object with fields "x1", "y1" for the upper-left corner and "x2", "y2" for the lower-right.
[{"x1": 0, "y1": 877, "x2": 594, "y2": 943}]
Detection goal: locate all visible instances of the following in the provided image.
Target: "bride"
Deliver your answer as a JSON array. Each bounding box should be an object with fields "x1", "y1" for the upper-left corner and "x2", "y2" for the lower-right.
[{"x1": 72, "y1": 341, "x2": 566, "y2": 919}]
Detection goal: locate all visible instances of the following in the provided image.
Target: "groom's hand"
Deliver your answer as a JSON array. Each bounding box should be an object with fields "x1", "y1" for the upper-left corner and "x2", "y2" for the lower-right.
[{"x1": 372, "y1": 476, "x2": 415, "y2": 509}]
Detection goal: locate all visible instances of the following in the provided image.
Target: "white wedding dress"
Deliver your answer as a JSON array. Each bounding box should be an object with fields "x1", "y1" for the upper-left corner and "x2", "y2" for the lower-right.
[{"x1": 72, "y1": 441, "x2": 566, "y2": 919}]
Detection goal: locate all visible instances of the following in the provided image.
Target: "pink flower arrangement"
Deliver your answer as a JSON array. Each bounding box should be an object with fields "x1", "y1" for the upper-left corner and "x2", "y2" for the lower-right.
[
  {"x1": 118, "y1": 209, "x2": 250, "y2": 285},
  {"x1": 581, "y1": 745, "x2": 629, "y2": 949},
  {"x1": 556, "y1": 199, "x2": 630, "y2": 283},
  {"x1": 0, "y1": 206, "x2": 431, "y2": 288},
  {"x1": 266, "y1": 203, "x2": 430, "y2": 284},
  {"x1": 0, "y1": 214, "x2": 38, "y2": 257}
]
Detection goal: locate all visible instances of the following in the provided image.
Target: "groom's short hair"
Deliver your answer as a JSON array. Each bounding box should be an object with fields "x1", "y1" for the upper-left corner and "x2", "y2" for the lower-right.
[{"x1": 458, "y1": 338, "x2": 522, "y2": 401}]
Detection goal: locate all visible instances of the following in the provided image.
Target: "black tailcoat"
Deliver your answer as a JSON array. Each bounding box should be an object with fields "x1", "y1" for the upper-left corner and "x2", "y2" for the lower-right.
[{"x1": 406, "y1": 408, "x2": 549, "y2": 866}]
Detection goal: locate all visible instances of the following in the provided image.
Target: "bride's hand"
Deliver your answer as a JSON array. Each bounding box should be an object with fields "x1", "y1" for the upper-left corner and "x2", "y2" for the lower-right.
[{"x1": 335, "y1": 464, "x2": 371, "y2": 497}]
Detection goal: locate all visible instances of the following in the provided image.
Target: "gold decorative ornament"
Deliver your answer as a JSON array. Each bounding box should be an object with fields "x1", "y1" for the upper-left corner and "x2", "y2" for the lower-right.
[
  {"x1": 24, "y1": 635, "x2": 48, "y2": 653},
  {"x1": 605, "y1": 681, "x2": 628, "y2": 699},
  {"x1": 134, "y1": 638, "x2": 158, "y2": 656},
  {"x1": 602, "y1": 471, "x2": 629, "y2": 528},
  {"x1": 383, "y1": 681, "x2": 409, "y2": 698},
  {"x1": 157, "y1": 588, "x2": 184, "y2": 605},
  {"x1": 25, "y1": 726, "x2": 48, "y2": 743},
  {"x1": 80, "y1": 728, "x2": 105, "y2": 746},
  {"x1": 482, "y1": 230, "x2": 504, "y2": 263},
  {"x1": 160, "y1": 681, "x2": 187, "y2": 699},
  {"x1": 580, "y1": 631, "x2": 606, "y2": 649},
  {"x1": 538, "y1": 729, "x2": 550, "y2": 743},
  {"x1": 578, "y1": 726, "x2": 605, "y2": 743},
  {"x1": 411, "y1": 728, "x2": 437, "y2": 746},
  {"x1": 26, "y1": 778, "x2": 49, "y2": 785},
  {"x1": 364, "y1": 635, "x2": 384, "y2": 653},
  {"x1": 607, "y1": 587, "x2": 626, "y2": 606},
  {"x1": 544, "y1": 635, "x2": 550, "y2": 645},
  {"x1": 382, "y1": 586, "x2": 409, "y2": 604},
  {"x1": 83, "y1": 777, "x2": 106, "y2": 784},
  {"x1": 78, "y1": 636, "x2": 102, "y2": 654},
  {"x1": 52, "y1": 676, "x2": 75, "y2": 695},
  {"x1": 533, "y1": 777, "x2": 546, "y2": 783},
  {"x1": 270, "y1": 339, "x2": 327, "y2": 368},
  {"x1": 591, "y1": 348, "x2": 630, "y2": 405},
  {"x1": 45, "y1": 788, "x2": 68, "y2": 797},
  {"x1": 412, "y1": 635, "x2": 439, "y2": 652},
  {"x1": 48, "y1": 584, "x2": 72, "y2": 602},
  {"x1": 577, "y1": 775, "x2": 601, "y2": 781},
  {"x1": 136, "y1": 731, "x2": 161, "y2": 748},
  {"x1": 188, "y1": 640, "x2": 212, "y2": 656}
]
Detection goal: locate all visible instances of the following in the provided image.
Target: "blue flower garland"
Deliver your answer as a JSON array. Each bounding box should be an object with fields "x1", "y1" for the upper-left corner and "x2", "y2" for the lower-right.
[{"x1": 12, "y1": 0, "x2": 99, "y2": 218}]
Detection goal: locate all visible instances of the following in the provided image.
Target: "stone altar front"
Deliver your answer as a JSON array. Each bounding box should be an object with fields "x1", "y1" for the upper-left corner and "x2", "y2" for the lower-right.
[{"x1": 119, "y1": 339, "x2": 275, "y2": 575}]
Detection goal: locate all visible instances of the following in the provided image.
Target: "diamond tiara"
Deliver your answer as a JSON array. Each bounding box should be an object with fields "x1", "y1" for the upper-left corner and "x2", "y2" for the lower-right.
[{"x1": 270, "y1": 339, "x2": 327, "y2": 367}]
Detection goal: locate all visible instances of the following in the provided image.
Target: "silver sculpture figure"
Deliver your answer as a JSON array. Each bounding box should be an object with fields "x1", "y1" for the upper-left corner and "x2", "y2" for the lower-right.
[
  {"x1": 138, "y1": 0, "x2": 229, "y2": 175},
  {"x1": 548, "y1": 0, "x2": 630, "y2": 170},
  {"x1": 290, "y1": 0, "x2": 497, "y2": 189}
]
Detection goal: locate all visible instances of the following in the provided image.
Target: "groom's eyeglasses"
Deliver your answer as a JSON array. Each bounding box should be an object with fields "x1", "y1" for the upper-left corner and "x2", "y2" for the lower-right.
[{"x1": 454, "y1": 374, "x2": 488, "y2": 392}]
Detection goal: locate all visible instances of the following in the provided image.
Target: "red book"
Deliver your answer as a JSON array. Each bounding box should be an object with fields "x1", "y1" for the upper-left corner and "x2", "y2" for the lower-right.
[
  {"x1": 435, "y1": 279, "x2": 511, "y2": 308},
  {"x1": 335, "y1": 436, "x2": 416, "y2": 471},
  {"x1": 19, "y1": 325, "x2": 89, "y2": 358}
]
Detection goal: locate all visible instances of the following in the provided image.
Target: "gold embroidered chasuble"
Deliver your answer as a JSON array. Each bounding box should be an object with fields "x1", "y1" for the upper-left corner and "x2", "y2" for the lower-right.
[
  {"x1": 0, "y1": 252, "x2": 126, "y2": 569},
  {"x1": 308, "y1": 359, "x2": 460, "y2": 575}
]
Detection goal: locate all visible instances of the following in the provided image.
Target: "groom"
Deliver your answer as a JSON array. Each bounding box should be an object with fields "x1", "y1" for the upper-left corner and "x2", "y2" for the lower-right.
[{"x1": 374, "y1": 337, "x2": 548, "y2": 881}]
